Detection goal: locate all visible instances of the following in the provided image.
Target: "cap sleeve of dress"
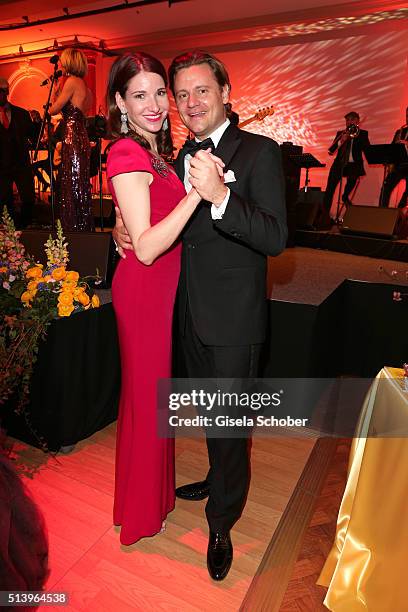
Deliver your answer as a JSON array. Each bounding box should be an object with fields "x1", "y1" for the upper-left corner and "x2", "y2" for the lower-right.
[{"x1": 107, "y1": 138, "x2": 153, "y2": 180}]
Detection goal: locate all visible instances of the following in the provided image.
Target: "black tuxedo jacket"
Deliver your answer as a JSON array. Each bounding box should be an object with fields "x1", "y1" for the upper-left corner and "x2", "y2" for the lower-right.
[
  {"x1": 329, "y1": 128, "x2": 370, "y2": 176},
  {"x1": 175, "y1": 124, "x2": 287, "y2": 346},
  {"x1": 392, "y1": 126, "x2": 408, "y2": 144},
  {"x1": 0, "y1": 104, "x2": 37, "y2": 171},
  {"x1": 391, "y1": 126, "x2": 408, "y2": 169}
]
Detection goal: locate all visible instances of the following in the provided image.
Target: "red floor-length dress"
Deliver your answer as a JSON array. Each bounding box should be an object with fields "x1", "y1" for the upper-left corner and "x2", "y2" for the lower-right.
[{"x1": 107, "y1": 138, "x2": 184, "y2": 545}]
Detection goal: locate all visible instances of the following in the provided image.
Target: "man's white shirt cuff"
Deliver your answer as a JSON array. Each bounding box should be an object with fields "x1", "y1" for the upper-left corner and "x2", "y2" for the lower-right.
[{"x1": 211, "y1": 188, "x2": 230, "y2": 220}]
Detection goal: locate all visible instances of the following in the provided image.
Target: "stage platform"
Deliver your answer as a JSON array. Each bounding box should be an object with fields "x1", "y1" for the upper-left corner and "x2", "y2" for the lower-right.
[
  {"x1": 264, "y1": 247, "x2": 408, "y2": 378},
  {"x1": 295, "y1": 226, "x2": 408, "y2": 263}
]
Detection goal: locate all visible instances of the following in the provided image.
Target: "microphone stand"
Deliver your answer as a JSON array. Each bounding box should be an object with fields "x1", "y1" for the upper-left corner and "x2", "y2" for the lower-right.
[{"x1": 33, "y1": 62, "x2": 60, "y2": 230}]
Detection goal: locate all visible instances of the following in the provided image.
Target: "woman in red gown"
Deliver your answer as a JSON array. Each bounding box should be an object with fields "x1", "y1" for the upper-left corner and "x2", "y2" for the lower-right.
[{"x1": 106, "y1": 53, "x2": 202, "y2": 545}]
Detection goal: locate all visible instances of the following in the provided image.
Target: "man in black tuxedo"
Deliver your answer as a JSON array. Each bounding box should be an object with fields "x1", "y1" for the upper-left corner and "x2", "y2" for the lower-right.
[
  {"x1": 379, "y1": 106, "x2": 408, "y2": 208},
  {"x1": 0, "y1": 77, "x2": 37, "y2": 228},
  {"x1": 322, "y1": 111, "x2": 370, "y2": 219},
  {"x1": 114, "y1": 51, "x2": 287, "y2": 580}
]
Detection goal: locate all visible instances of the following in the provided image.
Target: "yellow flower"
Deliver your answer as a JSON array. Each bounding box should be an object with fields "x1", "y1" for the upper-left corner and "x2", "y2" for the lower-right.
[
  {"x1": 77, "y1": 292, "x2": 90, "y2": 306},
  {"x1": 58, "y1": 303, "x2": 75, "y2": 317},
  {"x1": 52, "y1": 266, "x2": 66, "y2": 281},
  {"x1": 58, "y1": 291, "x2": 74, "y2": 306},
  {"x1": 0, "y1": 266, "x2": 7, "y2": 273},
  {"x1": 21, "y1": 291, "x2": 33, "y2": 303},
  {"x1": 91, "y1": 294, "x2": 100, "y2": 308},
  {"x1": 28, "y1": 289, "x2": 37, "y2": 299},
  {"x1": 73, "y1": 286, "x2": 86, "y2": 300},
  {"x1": 66, "y1": 270, "x2": 79, "y2": 282},
  {"x1": 26, "y1": 266, "x2": 43, "y2": 279},
  {"x1": 27, "y1": 280, "x2": 39, "y2": 291},
  {"x1": 61, "y1": 280, "x2": 77, "y2": 290}
]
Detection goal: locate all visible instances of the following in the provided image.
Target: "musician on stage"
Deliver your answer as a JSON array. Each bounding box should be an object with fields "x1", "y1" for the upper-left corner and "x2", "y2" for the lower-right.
[
  {"x1": 0, "y1": 77, "x2": 38, "y2": 228},
  {"x1": 322, "y1": 112, "x2": 370, "y2": 219},
  {"x1": 379, "y1": 106, "x2": 408, "y2": 209}
]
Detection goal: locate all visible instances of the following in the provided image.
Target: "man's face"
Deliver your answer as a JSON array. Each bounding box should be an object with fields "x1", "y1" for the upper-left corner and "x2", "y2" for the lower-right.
[
  {"x1": 0, "y1": 83, "x2": 9, "y2": 107},
  {"x1": 173, "y1": 63, "x2": 229, "y2": 139},
  {"x1": 345, "y1": 115, "x2": 359, "y2": 128}
]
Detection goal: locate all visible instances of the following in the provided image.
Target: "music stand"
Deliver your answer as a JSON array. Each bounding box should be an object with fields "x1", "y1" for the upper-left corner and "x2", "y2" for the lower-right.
[
  {"x1": 289, "y1": 153, "x2": 325, "y2": 194},
  {"x1": 86, "y1": 115, "x2": 108, "y2": 229},
  {"x1": 365, "y1": 144, "x2": 408, "y2": 207}
]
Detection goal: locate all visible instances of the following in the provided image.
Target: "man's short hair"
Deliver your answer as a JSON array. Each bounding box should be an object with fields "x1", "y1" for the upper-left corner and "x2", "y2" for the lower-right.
[
  {"x1": 168, "y1": 51, "x2": 231, "y2": 96},
  {"x1": 345, "y1": 111, "x2": 360, "y2": 121},
  {"x1": 0, "y1": 77, "x2": 9, "y2": 90}
]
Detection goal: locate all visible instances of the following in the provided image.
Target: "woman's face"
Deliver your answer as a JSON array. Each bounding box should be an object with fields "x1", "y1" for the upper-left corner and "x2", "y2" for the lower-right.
[{"x1": 116, "y1": 70, "x2": 169, "y2": 139}]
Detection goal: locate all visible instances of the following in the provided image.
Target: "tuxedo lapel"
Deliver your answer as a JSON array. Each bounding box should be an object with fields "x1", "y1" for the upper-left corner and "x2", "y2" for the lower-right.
[
  {"x1": 175, "y1": 124, "x2": 241, "y2": 182},
  {"x1": 175, "y1": 148, "x2": 186, "y2": 182},
  {"x1": 214, "y1": 124, "x2": 241, "y2": 168}
]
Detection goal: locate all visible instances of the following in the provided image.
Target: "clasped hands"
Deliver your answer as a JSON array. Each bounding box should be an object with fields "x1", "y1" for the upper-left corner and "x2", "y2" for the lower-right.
[
  {"x1": 189, "y1": 149, "x2": 228, "y2": 206},
  {"x1": 113, "y1": 149, "x2": 227, "y2": 258}
]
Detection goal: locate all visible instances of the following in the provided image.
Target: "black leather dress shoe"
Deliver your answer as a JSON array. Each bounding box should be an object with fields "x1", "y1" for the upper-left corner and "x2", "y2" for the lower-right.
[
  {"x1": 175, "y1": 480, "x2": 210, "y2": 501},
  {"x1": 207, "y1": 531, "x2": 233, "y2": 581}
]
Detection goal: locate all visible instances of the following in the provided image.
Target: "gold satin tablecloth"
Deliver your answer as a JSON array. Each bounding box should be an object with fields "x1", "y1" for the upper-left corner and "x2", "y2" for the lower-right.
[{"x1": 318, "y1": 367, "x2": 408, "y2": 611}]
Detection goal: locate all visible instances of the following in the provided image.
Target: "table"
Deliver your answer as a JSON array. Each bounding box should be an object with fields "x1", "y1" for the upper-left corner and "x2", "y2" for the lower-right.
[
  {"x1": 318, "y1": 367, "x2": 408, "y2": 610},
  {"x1": 2, "y1": 303, "x2": 120, "y2": 452}
]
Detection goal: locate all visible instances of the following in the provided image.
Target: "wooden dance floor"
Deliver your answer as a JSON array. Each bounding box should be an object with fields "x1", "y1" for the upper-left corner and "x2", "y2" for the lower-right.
[{"x1": 9, "y1": 425, "x2": 314, "y2": 611}]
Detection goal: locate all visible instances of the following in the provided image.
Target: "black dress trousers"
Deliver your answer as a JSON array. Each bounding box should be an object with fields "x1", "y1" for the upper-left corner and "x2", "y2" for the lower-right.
[{"x1": 180, "y1": 303, "x2": 262, "y2": 533}]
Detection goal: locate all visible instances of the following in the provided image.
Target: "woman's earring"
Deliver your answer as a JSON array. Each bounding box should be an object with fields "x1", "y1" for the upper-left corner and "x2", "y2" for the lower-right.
[
  {"x1": 162, "y1": 117, "x2": 168, "y2": 131},
  {"x1": 120, "y1": 110, "x2": 129, "y2": 135}
]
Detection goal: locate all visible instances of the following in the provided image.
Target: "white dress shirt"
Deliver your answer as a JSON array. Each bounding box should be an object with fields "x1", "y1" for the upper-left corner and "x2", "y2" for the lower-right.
[{"x1": 183, "y1": 119, "x2": 231, "y2": 220}]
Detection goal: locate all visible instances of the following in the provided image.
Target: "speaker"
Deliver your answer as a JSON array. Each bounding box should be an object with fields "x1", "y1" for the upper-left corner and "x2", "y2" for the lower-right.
[
  {"x1": 20, "y1": 230, "x2": 116, "y2": 288},
  {"x1": 296, "y1": 189, "x2": 324, "y2": 229},
  {"x1": 340, "y1": 205, "x2": 401, "y2": 239}
]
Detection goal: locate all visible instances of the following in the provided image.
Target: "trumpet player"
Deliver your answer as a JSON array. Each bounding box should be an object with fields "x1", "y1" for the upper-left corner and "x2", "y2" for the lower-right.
[
  {"x1": 322, "y1": 111, "x2": 370, "y2": 220},
  {"x1": 379, "y1": 106, "x2": 408, "y2": 209}
]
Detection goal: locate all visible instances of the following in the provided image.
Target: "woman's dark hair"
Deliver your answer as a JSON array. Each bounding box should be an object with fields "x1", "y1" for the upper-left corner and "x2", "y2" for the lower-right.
[
  {"x1": 168, "y1": 51, "x2": 231, "y2": 96},
  {"x1": 106, "y1": 52, "x2": 174, "y2": 160}
]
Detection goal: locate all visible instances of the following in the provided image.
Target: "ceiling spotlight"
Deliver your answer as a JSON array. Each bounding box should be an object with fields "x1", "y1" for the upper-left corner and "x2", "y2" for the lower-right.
[
  {"x1": 74, "y1": 35, "x2": 79, "y2": 44},
  {"x1": 53, "y1": 39, "x2": 59, "y2": 48},
  {"x1": 98, "y1": 39, "x2": 106, "y2": 49},
  {"x1": 63, "y1": 7, "x2": 69, "y2": 15},
  {"x1": 22, "y1": 15, "x2": 29, "y2": 23},
  {"x1": 19, "y1": 45, "x2": 24, "y2": 53}
]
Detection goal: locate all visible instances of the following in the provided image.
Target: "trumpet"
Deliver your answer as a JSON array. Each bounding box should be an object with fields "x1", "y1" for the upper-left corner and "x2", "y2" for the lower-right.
[{"x1": 346, "y1": 123, "x2": 360, "y2": 138}]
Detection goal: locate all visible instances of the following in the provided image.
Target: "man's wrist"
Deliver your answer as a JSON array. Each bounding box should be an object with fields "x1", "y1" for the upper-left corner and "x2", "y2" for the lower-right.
[{"x1": 212, "y1": 184, "x2": 229, "y2": 207}]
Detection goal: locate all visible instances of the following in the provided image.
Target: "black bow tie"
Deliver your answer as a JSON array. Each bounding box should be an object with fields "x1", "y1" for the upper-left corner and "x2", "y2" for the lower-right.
[{"x1": 181, "y1": 137, "x2": 215, "y2": 155}]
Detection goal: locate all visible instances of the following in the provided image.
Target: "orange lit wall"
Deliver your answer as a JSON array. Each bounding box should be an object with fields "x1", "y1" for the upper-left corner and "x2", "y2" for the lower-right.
[
  {"x1": 2, "y1": 22, "x2": 407, "y2": 207},
  {"x1": 164, "y1": 30, "x2": 408, "y2": 206}
]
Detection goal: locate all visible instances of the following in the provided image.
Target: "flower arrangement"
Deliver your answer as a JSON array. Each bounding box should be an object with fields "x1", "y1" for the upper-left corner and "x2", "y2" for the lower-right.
[
  {"x1": 20, "y1": 221, "x2": 100, "y2": 318},
  {"x1": 0, "y1": 209, "x2": 100, "y2": 439}
]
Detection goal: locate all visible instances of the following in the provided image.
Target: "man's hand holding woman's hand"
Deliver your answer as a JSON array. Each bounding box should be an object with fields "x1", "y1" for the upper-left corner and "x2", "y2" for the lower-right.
[
  {"x1": 189, "y1": 150, "x2": 227, "y2": 206},
  {"x1": 112, "y1": 149, "x2": 226, "y2": 259}
]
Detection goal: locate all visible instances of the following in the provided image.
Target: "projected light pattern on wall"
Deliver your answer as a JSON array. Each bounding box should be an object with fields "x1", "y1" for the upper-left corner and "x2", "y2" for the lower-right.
[
  {"x1": 243, "y1": 8, "x2": 408, "y2": 42},
  {"x1": 170, "y1": 29, "x2": 407, "y2": 207}
]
